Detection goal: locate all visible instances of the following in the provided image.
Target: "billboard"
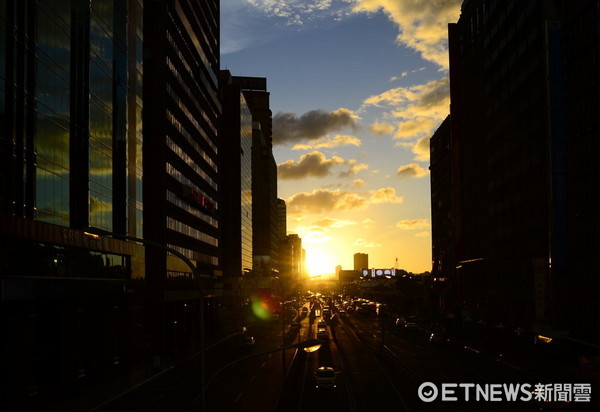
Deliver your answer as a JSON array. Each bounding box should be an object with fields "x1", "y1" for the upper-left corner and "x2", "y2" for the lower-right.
[{"x1": 360, "y1": 268, "x2": 396, "y2": 278}]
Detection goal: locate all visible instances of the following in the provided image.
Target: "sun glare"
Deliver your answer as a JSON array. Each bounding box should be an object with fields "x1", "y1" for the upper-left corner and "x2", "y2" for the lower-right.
[{"x1": 306, "y1": 249, "x2": 334, "y2": 277}]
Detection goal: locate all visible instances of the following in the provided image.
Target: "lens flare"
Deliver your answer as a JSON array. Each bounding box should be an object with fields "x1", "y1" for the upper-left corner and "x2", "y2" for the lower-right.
[{"x1": 251, "y1": 298, "x2": 272, "y2": 320}]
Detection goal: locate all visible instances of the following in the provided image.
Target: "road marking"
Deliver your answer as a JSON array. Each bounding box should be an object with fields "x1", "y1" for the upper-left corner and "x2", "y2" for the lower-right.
[
  {"x1": 260, "y1": 362, "x2": 266, "y2": 368},
  {"x1": 235, "y1": 392, "x2": 243, "y2": 403}
]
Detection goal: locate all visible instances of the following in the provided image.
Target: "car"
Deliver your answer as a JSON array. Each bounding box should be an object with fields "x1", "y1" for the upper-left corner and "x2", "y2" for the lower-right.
[
  {"x1": 396, "y1": 315, "x2": 417, "y2": 328},
  {"x1": 317, "y1": 328, "x2": 328, "y2": 339},
  {"x1": 242, "y1": 336, "x2": 255, "y2": 347},
  {"x1": 315, "y1": 366, "x2": 336, "y2": 389},
  {"x1": 429, "y1": 332, "x2": 447, "y2": 344},
  {"x1": 317, "y1": 320, "x2": 327, "y2": 328}
]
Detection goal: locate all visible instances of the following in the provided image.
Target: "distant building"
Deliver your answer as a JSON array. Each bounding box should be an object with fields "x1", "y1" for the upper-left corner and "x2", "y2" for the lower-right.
[
  {"x1": 338, "y1": 269, "x2": 361, "y2": 284},
  {"x1": 353, "y1": 253, "x2": 368, "y2": 271},
  {"x1": 276, "y1": 198, "x2": 287, "y2": 244}
]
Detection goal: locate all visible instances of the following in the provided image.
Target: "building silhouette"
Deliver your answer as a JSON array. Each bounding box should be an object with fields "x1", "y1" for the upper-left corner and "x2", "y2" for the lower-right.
[
  {"x1": 218, "y1": 71, "x2": 253, "y2": 279},
  {"x1": 232, "y1": 77, "x2": 279, "y2": 277},
  {"x1": 0, "y1": 0, "x2": 145, "y2": 404},
  {"x1": 433, "y1": 0, "x2": 600, "y2": 337},
  {"x1": 353, "y1": 253, "x2": 368, "y2": 271},
  {"x1": 0, "y1": 0, "x2": 223, "y2": 406},
  {"x1": 276, "y1": 198, "x2": 287, "y2": 246},
  {"x1": 143, "y1": 0, "x2": 221, "y2": 364}
]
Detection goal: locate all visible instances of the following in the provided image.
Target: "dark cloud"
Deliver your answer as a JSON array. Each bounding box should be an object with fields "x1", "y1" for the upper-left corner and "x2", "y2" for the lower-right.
[
  {"x1": 278, "y1": 151, "x2": 344, "y2": 180},
  {"x1": 286, "y1": 189, "x2": 368, "y2": 215},
  {"x1": 273, "y1": 108, "x2": 358, "y2": 144}
]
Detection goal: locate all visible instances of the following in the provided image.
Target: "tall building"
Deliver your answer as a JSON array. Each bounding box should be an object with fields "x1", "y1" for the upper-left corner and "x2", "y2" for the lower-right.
[
  {"x1": 219, "y1": 71, "x2": 253, "y2": 279},
  {"x1": 232, "y1": 77, "x2": 279, "y2": 277},
  {"x1": 562, "y1": 1, "x2": 600, "y2": 335},
  {"x1": 143, "y1": 0, "x2": 221, "y2": 357},
  {"x1": 353, "y1": 253, "x2": 368, "y2": 271},
  {"x1": 439, "y1": 0, "x2": 600, "y2": 335},
  {"x1": 0, "y1": 0, "x2": 144, "y2": 404},
  {"x1": 276, "y1": 198, "x2": 287, "y2": 244},
  {"x1": 429, "y1": 116, "x2": 453, "y2": 309}
]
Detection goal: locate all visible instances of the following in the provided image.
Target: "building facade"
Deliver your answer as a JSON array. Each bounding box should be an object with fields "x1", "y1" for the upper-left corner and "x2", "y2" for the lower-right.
[
  {"x1": 562, "y1": 0, "x2": 600, "y2": 336},
  {"x1": 219, "y1": 71, "x2": 253, "y2": 279},
  {"x1": 0, "y1": 0, "x2": 144, "y2": 405},
  {"x1": 439, "y1": 0, "x2": 600, "y2": 336},
  {"x1": 231, "y1": 77, "x2": 279, "y2": 277},
  {"x1": 143, "y1": 0, "x2": 221, "y2": 359}
]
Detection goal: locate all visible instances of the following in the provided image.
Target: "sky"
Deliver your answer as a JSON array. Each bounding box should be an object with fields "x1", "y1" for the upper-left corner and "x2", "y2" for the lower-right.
[{"x1": 220, "y1": 0, "x2": 463, "y2": 276}]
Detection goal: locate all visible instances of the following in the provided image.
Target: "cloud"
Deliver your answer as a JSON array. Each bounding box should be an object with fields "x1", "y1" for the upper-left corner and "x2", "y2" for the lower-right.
[
  {"x1": 292, "y1": 134, "x2": 362, "y2": 150},
  {"x1": 394, "y1": 117, "x2": 437, "y2": 139},
  {"x1": 368, "y1": 187, "x2": 404, "y2": 204},
  {"x1": 352, "y1": 0, "x2": 462, "y2": 69},
  {"x1": 312, "y1": 218, "x2": 358, "y2": 228},
  {"x1": 362, "y1": 77, "x2": 448, "y2": 161},
  {"x1": 397, "y1": 163, "x2": 429, "y2": 179},
  {"x1": 286, "y1": 186, "x2": 403, "y2": 215},
  {"x1": 287, "y1": 189, "x2": 367, "y2": 215},
  {"x1": 278, "y1": 151, "x2": 344, "y2": 180},
  {"x1": 369, "y1": 121, "x2": 395, "y2": 136},
  {"x1": 273, "y1": 108, "x2": 359, "y2": 145},
  {"x1": 353, "y1": 238, "x2": 383, "y2": 248},
  {"x1": 339, "y1": 159, "x2": 369, "y2": 178},
  {"x1": 243, "y1": 0, "x2": 342, "y2": 25},
  {"x1": 412, "y1": 136, "x2": 431, "y2": 161},
  {"x1": 292, "y1": 217, "x2": 357, "y2": 245},
  {"x1": 396, "y1": 219, "x2": 430, "y2": 230},
  {"x1": 352, "y1": 179, "x2": 366, "y2": 188},
  {"x1": 364, "y1": 77, "x2": 449, "y2": 120}
]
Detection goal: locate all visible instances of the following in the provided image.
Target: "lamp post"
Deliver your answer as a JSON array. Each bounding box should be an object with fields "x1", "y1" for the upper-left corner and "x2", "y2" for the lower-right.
[{"x1": 84, "y1": 227, "x2": 208, "y2": 410}]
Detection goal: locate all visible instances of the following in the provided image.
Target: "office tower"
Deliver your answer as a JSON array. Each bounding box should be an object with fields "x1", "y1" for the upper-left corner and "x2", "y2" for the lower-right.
[
  {"x1": 443, "y1": 0, "x2": 579, "y2": 332},
  {"x1": 232, "y1": 77, "x2": 279, "y2": 276},
  {"x1": 219, "y1": 70, "x2": 253, "y2": 278},
  {"x1": 0, "y1": 0, "x2": 143, "y2": 404},
  {"x1": 562, "y1": 1, "x2": 600, "y2": 335},
  {"x1": 143, "y1": 0, "x2": 221, "y2": 354},
  {"x1": 276, "y1": 198, "x2": 287, "y2": 244}
]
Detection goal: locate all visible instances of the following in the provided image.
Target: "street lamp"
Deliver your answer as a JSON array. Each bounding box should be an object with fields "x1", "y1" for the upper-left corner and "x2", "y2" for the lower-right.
[{"x1": 84, "y1": 227, "x2": 208, "y2": 410}]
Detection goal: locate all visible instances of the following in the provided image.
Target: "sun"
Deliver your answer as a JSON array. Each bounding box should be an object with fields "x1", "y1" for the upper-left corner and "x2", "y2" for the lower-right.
[{"x1": 306, "y1": 249, "x2": 335, "y2": 277}]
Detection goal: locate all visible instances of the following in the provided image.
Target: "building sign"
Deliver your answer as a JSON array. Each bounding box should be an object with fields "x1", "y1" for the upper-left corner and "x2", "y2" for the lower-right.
[
  {"x1": 361, "y1": 268, "x2": 396, "y2": 278},
  {"x1": 183, "y1": 186, "x2": 215, "y2": 215}
]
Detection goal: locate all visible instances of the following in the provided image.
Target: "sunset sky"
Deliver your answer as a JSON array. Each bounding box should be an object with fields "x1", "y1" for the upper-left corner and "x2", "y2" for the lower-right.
[{"x1": 220, "y1": 0, "x2": 462, "y2": 276}]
